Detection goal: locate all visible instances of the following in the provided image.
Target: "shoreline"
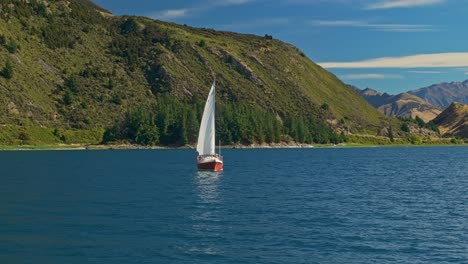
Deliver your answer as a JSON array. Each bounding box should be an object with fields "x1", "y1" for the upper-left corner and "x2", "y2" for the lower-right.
[{"x1": 0, "y1": 142, "x2": 466, "y2": 151}]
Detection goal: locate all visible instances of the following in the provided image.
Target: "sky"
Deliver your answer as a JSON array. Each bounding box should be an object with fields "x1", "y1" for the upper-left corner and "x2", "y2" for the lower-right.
[{"x1": 92, "y1": 0, "x2": 468, "y2": 94}]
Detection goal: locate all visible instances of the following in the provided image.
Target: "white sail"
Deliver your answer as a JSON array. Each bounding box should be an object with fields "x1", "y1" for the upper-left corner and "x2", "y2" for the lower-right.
[{"x1": 197, "y1": 81, "x2": 216, "y2": 156}]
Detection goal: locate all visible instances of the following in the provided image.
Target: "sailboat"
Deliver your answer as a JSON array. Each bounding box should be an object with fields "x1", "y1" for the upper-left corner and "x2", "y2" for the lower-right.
[{"x1": 196, "y1": 80, "x2": 223, "y2": 172}]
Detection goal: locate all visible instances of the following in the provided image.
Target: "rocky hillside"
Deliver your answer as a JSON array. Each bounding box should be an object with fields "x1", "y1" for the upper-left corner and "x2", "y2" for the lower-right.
[
  {"x1": 352, "y1": 87, "x2": 441, "y2": 122},
  {"x1": 432, "y1": 102, "x2": 468, "y2": 138},
  {"x1": 408, "y1": 80, "x2": 468, "y2": 108},
  {"x1": 0, "y1": 0, "x2": 391, "y2": 145},
  {"x1": 378, "y1": 93, "x2": 442, "y2": 122}
]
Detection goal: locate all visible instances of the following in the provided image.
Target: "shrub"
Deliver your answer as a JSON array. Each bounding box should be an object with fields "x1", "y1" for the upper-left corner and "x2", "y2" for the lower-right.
[
  {"x1": 63, "y1": 90, "x2": 75, "y2": 105},
  {"x1": 120, "y1": 18, "x2": 138, "y2": 34},
  {"x1": 64, "y1": 76, "x2": 79, "y2": 94},
  {"x1": 409, "y1": 134, "x2": 422, "y2": 145},
  {"x1": 197, "y1": 39, "x2": 206, "y2": 47},
  {"x1": 2, "y1": 60, "x2": 13, "y2": 79},
  {"x1": 18, "y1": 131, "x2": 30, "y2": 141},
  {"x1": 321, "y1": 103, "x2": 330, "y2": 111},
  {"x1": 6, "y1": 39, "x2": 18, "y2": 53},
  {"x1": 401, "y1": 123, "x2": 410, "y2": 132}
]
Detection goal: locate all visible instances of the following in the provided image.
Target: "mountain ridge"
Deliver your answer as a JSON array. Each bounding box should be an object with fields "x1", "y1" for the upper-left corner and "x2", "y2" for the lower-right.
[
  {"x1": 408, "y1": 80, "x2": 468, "y2": 108},
  {"x1": 0, "y1": 0, "x2": 392, "y2": 145},
  {"x1": 351, "y1": 86, "x2": 441, "y2": 122}
]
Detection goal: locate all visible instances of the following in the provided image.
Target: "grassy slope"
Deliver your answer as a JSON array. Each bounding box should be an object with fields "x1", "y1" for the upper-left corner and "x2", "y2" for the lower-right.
[
  {"x1": 0, "y1": 0, "x2": 390, "y2": 145},
  {"x1": 433, "y1": 102, "x2": 468, "y2": 138},
  {"x1": 147, "y1": 20, "x2": 386, "y2": 131}
]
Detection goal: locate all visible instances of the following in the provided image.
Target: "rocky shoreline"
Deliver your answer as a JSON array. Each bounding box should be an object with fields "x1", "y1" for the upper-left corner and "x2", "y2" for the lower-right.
[{"x1": 1, "y1": 141, "x2": 466, "y2": 151}]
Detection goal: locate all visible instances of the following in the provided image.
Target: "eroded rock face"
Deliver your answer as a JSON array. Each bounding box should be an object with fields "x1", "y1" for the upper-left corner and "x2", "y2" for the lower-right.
[
  {"x1": 7, "y1": 101, "x2": 19, "y2": 115},
  {"x1": 409, "y1": 125, "x2": 439, "y2": 138},
  {"x1": 210, "y1": 47, "x2": 263, "y2": 86}
]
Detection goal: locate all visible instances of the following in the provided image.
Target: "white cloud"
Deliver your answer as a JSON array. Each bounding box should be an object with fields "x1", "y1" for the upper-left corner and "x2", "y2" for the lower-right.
[
  {"x1": 153, "y1": 9, "x2": 190, "y2": 19},
  {"x1": 311, "y1": 20, "x2": 434, "y2": 32},
  {"x1": 341, "y1": 74, "x2": 403, "y2": 80},
  {"x1": 319, "y1": 52, "x2": 468, "y2": 69},
  {"x1": 367, "y1": 0, "x2": 446, "y2": 9}
]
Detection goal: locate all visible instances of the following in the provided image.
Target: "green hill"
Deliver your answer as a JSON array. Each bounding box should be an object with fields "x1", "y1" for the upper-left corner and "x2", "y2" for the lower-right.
[{"x1": 0, "y1": 0, "x2": 390, "y2": 146}]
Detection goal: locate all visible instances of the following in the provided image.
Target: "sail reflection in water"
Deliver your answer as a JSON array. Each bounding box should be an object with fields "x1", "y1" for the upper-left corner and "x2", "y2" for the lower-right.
[
  {"x1": 194, "y1": 171, "x2": 223, "y2": 204},
  {"x1": 187, "y1": 172, "x2": 225, "y2": 257}
]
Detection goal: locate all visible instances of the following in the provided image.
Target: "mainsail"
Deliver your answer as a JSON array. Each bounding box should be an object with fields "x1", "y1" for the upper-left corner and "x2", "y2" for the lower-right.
[{"x1": 197, "y1": 81, "x2": 216, "y2": 156}]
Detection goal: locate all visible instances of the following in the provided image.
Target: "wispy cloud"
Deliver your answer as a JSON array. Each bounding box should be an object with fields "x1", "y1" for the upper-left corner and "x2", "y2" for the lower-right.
[
  {"x1": 407, "y1": 70, "x2": 447, "y2": 74},
  {"x1": 311, "y1": 20, "x2": 435, "y2": 32},
  {"x1": 152, "y1": 9, "x2": 190, "y2": 20},
  {"x1": 366, "y1": 0, "x2": 446, "y2": 10},
  {"x1": 319, "y1": 52, "x2": 468, "y2": 69},
  {"x1": 218, "y1": 0, "x2": 255, "y2": 5},
  {"x1": 150, "y1": 0, "x2": 255, "y2": 20},
  {"x1": 341, "y1": 74, "x2": 403, "y2": 80},
  {"x1": 281, "y1": 0, "x2": 355, "y2": 4}
]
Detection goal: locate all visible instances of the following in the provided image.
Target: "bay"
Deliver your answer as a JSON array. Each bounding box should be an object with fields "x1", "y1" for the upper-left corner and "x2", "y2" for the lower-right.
[{"x1": 0, "y1": 147, "x2": 467, "y2": 263}]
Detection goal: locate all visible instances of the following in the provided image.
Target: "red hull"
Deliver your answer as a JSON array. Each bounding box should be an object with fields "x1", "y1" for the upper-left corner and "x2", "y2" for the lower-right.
[{"x1": 197, "y1": 161, "x2": 223, "y2": 171}]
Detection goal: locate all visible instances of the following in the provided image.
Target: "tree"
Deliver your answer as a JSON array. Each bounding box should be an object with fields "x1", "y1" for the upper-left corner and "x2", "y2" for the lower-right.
[
  {"x1": 63, "y1": 90, "x2": 74, "y2": 105},
  {"x1": 36, "y1": 3, "x2": 48, "y2": 17},
  {"x1": 401, "y1": 123, "x2": 410, "y2": 132},
  {"x1": 415, "y1": 116, "x2": 425, "y2": 127},
  {"x1": 2, "y1": 60, "x2": 13, "y2": 79},
  {"x1": 388, "y1": 127, "x2": 395, "y2": 142},
  {"x1": 135, "y1": 124, "x2": 159, "y2": 146},
  {"x1": 120, "y1": 18, "x2": 138, "y2": 34},
  {"x1": 186, "y1": 109, "x2": 199, "y2": 143},
  {"x1": 102, "y1": 127, "x2": 119, "y2": 143},
  {"x1": 64, "y1": 76, "x2": 79, "y2": 94}
]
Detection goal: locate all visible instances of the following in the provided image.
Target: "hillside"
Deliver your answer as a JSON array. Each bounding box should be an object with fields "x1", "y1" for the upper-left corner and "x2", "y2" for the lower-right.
[
  {"x1": 432, "y1": 102, "x2": 468, "y2": 138},
  {"x1": 0, "y1": 0, "x2": 389, "y2": 145},
  {"x1": 352, "y1": 87, "x2": 441, "y2": 122},
  {"x1": 408, "y1": 80, "x2": 468, "y2": 108}
]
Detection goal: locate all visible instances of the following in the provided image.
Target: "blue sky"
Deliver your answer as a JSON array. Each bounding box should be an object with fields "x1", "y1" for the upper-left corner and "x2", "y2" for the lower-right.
[{"x1": 93, "y1": 0, "x2": 468, "y2": 94}]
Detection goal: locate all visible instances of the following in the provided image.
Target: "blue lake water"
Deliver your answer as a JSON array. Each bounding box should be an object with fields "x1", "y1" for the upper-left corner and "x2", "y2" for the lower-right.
[{"x1": 0, "y1": 147, "x2": 467, "y2": 263}]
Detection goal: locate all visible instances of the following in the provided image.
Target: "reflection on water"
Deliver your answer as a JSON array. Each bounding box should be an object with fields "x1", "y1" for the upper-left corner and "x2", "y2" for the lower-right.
[
  {"x1": 188, "y1": 172, "x2": 225, "y2": 257},
  {"x1": 194, "y1": 171, "x2": 223, "y2": 204}
]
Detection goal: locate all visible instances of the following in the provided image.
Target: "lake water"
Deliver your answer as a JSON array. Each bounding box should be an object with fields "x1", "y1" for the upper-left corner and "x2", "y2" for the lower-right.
[{"x1": 0, "y1": 147, "x2": 467, "y2": 263}]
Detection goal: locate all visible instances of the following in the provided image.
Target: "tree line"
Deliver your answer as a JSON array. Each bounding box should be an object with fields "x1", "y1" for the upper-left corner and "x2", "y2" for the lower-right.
[{"x1": 103, "y1": 95, "x2": 344, "y2": 146}]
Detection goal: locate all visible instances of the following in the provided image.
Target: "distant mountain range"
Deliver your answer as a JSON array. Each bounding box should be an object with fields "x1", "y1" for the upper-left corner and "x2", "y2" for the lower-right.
[
  {"x1": 350, "y1": 86, "x2": 442, "y2": 122},
  {"x1": 351, "y1": 80, "x2": 468, "y2": 123},
  {"x1": 408, "y1": 80, "x2": 468, "y2": 108},
  {"x1": 433, "y1": 102, "x2": 468, "y2": 138}
]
